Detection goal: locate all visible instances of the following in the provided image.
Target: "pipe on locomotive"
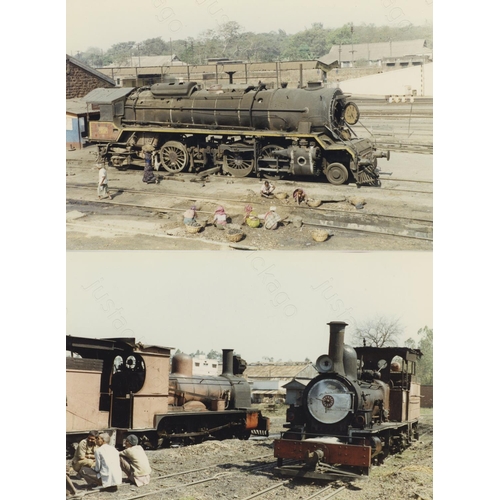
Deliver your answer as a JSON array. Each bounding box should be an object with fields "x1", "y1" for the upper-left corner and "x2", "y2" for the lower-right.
[
  {"x1": 325, "y1": 321, "x2": 358, "y2": 379},
  {"x1": 222, "y1": 349, "x2": 234, "y2": 376},
  {"x1": 327, "y1": 321, "x2": 347, "y2": 376}
]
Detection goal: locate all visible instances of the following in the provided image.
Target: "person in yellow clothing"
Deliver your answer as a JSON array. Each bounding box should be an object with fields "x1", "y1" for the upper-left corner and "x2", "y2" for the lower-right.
[
  {"x1": 119, "y1": 435, "x2": 152, "y2": 487},
  {"x1": 71, "y1": 431, "x2": 98, "y2": 474}
]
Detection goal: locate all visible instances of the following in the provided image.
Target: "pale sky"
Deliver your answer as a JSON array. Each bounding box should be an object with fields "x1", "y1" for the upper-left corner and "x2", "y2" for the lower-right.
[
  {"x1": 66, "y1": 0, "x2": 433, "y2": 54},
  {"x1": 67, "y1": 251, "x2": 432, "y2": 363}
]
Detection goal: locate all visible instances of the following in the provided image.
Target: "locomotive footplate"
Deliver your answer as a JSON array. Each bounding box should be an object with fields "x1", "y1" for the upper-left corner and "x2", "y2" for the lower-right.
[{"x1": 274, "y1": 438, "x2": 371, "y2": 475}]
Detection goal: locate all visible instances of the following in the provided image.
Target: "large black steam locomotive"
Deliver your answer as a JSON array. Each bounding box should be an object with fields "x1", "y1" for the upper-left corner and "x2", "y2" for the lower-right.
[
  {"x1": 86, "y1": 80, "x2": 389, "y2": 186},
  {"x1": 274, "y1": 322, "x2": 422, "y2": 478},
  {"x1": 66, "y1": 336, "x2": 269, "y2": 453}
]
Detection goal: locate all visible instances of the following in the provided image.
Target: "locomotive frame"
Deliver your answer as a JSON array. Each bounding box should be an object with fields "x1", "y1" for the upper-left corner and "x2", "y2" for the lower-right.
[
  {"x1": 66, "y1": 335, "x2": 269, "y2": 453},
  {"x1": 273, "y1": 322, "x2": 422, "y2": 479},
  {"x1": 85, "y1": 81, "x2": 389, "y2": 186}
]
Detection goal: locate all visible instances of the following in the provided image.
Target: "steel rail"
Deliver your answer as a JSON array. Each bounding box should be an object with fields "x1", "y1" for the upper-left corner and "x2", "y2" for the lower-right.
[
  {"x1": 240, "y1": 480, "x2": 291, "y2": 500},
  {"x1": 66, "y1": 183, "x2": 433, "y2": 224}
]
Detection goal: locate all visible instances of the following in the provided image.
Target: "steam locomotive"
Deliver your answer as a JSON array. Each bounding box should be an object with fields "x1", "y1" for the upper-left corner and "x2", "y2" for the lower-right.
[
  {"x1": 86, "y1": 80, "x2": 389, "y2": 186},
  {"x1": 274, "y1": 322, "x2": 422, "y2": 478},
  {"x1": 66, "y1": 335, "x2": 269, "y2": 453}
]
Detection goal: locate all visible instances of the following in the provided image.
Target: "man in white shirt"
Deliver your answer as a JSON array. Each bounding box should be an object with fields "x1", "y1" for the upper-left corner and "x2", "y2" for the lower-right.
[
  {"x1": 80, "y1": 432, "x2": 122, "y2": 491},
  {"x1": 97, "y1": 163, "x2": 112, "y2": 200}
]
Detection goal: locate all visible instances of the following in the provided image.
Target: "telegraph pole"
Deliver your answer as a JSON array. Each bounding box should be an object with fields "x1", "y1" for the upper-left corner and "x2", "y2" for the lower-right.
[{"x1": 350, "y1": 23, "x2": 355, "y2": 67}]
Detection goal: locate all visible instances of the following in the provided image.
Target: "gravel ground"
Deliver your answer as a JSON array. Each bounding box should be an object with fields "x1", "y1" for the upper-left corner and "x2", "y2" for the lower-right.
[
  {"x1": 66, "y1": 410, "x2": 433, "y2": 500},
  {"x1": 66, "y1": 146, "x2": 432, "y2": 251}
]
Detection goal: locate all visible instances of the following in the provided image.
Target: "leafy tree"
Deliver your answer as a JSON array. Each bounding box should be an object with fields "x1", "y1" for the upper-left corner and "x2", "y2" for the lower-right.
[
  {"x1": 352, "y1": 316, "x2": 403, "y2": 347},
  {"x1": 189, "y1": 349, "x2": 205, "y2": 358},
  {"x1": 207, "y1": 349, "x2": 222, "y2": 362},
  {"x1": 77, "y1": 46, "x2": 112, "y2": 67},
  {"x1": 416, "y1": 326, "x2": 433, "y2": 385},
  {"x1": 140, "y1": 37, "x2": 170, "y2": 56},
  {"x1": 404, "y1": 337, "x2": 417, "y2": 349},
  {"x1": 80, "y1": 22, "x2": 433, "y2": 67},
  {"x1": 106, "y1": 41, "x2": 136, "y2": 66}
]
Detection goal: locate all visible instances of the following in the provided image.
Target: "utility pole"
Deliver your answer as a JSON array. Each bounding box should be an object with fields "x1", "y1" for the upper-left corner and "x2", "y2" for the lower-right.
[{"x1": 350, "y1": 23, "x2": 355, "y2": 68}]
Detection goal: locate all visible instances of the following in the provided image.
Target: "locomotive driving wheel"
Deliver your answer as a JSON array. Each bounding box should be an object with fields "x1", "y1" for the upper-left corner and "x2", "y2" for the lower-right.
[
  {"x1": 222, "y1": 151, "x2": 254, "y2": 177},
  {"x1": 325, "y1": 162, "x2": 349, "y2": 185},
  {"x1": 160, "y1": 141, "x2": 188, "y2": 173},
  {"x1": 258, "y1": 144, "x2": 284, "y2": 180}
]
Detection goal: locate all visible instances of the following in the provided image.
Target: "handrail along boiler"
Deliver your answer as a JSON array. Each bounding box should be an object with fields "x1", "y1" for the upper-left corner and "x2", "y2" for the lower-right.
[
  {"x1": 273, "y1": 321, "x2": 422, "y2": 478},
  {"x1": 86, "y1": 80, "x2": 389, "y2": 186}
]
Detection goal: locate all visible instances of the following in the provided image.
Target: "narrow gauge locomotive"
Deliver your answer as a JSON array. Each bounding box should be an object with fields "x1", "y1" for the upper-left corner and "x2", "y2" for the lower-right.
[
  {"x1": 274, "y1": 322, "x2": 422, "y2": 478},
  {"x1": 86, "y1": 80, "x2": 389, "y2": 186},
  {"x1": 66, "y1": 335, "x2": 269, "y2": 453}
]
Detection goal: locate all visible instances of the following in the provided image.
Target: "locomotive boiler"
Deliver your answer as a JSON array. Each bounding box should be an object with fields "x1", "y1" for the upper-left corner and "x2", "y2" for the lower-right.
[
  {"x1": 274, "y1": 321, "x2": 422, "y2": 478},
  {"x1": 86, "y1": 80, "x2": 389, "y2": 186},
  {"x1": 66, "y1": 335, "x2": 269, "y2": 453}
]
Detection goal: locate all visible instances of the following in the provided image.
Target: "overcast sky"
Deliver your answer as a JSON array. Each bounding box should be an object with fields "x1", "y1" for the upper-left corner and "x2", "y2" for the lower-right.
[
  {"x1": 66, "y1": 0, "x2": 433, "y2": 54},
  {"x1": 67, "y1": 251, "x2": 432, "y2": 363}
]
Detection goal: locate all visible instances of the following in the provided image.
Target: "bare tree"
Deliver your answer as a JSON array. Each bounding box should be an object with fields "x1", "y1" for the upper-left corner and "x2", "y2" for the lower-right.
[{"x1": 352, "y1": 316, "x2": 404, "y2": 347}]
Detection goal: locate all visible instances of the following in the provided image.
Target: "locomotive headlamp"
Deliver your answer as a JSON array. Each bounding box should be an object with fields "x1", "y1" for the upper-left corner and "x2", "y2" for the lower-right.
[
  {"x1": 316, "y1": 354, "x2": 334, "y2": 373},
  {"x1": 343, "y1": 102, "x2": 360, "y2": 125}
]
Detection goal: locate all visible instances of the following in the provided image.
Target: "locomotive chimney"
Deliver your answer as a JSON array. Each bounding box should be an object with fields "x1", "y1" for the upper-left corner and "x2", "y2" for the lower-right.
[
  {"x1": 327, "y1": 321, "x2": 348, "y2": 376},
  {"x1": 222, "y1": 349, "x2": 234, "y2": 375}
]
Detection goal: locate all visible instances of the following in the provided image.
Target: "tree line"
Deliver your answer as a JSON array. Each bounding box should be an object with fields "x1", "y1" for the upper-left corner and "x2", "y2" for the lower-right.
[
  {"x1": 174, "y1": 317, "x2": 433, "y2": 385},
  {"x1": 73, "y1": 21, "x2": 432, "y2": 68}
]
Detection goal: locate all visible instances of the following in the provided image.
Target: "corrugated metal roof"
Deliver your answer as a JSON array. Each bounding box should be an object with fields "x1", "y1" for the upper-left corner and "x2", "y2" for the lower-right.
[
  {"x1": 66, "y1": 98, "x2": 95, "y2": 115},
  {"x1": 326, "y1": 39, "x2": 432, "y2": 62},
  {"x1": 252, "y1": 390, "x2": 285, "y2": 395},
  {"x1": 102, "y1": 55, "x2": 185, "y2": 68},
  {"x1": 244, "y1": 363, "x2": 313, "y2": 379},
  {"x1": 84, "y1": 87, "x2": 135, "y2": 104}
]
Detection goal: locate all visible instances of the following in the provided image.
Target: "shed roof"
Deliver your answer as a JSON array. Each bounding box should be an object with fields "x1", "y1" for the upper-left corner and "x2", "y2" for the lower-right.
[
  {"x1": 66, "y1": 54, "x2": 116, "y2": 86},
  {"x1": 326, "y1": 39, "x2": 432, "y2": 62},
  {"x1": 66, "y1": 98, "x2": 100, "y2": 116},
  {"x1": 84, "y1": 87, "x2": 135, "y2": 104},
  {"x1": 103, "y1": 55, "x2": 185, "y2": 68},
  {"x1": 244, "y1": 363, "x2": 314, "y2": 379}
]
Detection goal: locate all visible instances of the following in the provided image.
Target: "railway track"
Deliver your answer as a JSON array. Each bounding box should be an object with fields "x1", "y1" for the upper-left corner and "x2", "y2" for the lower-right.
[
  {"x1": 66, "y1": 183, "x2": 432, "y2": 243},
  {"x1": 67, "y1": 162, "x2": 432, "y2": 196},
  {"x1": 69, "y1": 449, "x2": 349, "y2": 500}
]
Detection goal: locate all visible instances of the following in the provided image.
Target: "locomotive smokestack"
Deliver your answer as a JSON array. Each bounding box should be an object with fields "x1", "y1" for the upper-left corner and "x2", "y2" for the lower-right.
[
  {"x1": 327, "y1": 321, "x2": 348, "y2": 376},
  {"x1": 222, "y1": 349, "x2": 234, "y2": 375}
]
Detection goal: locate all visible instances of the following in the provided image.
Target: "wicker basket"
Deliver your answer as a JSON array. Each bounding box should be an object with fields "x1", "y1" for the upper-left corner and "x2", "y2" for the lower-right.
[
  {"x1": 246, "y1": 217, "x2": 260, "y2": 228},
  {"x1": 307, "y1": 199, "x2": 322, "y2": 207},
  {"x1": 226, "y1": 229, "x2": 244, "y2": 242},
  {"x1": 185, "y1": 223, "x2": 202, "y2": 234},
  {"x1": 312, "y1": 229, "x2": 329, "y2": 242},
  {"x1": 275, "y1": 192, "x2": 288, "y2": 200}
]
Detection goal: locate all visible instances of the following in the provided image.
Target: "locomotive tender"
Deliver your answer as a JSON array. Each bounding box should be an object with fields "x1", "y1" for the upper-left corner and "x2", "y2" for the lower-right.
[
  {"x1": 274, "y1": 321, "x2": 422, "y2": 478},
  {"x1": 86, "y1": 80, "x2": 389, "y2": 186},
  {"x1": 66, "y1": 335, "x2": 269, "y2": 452}
]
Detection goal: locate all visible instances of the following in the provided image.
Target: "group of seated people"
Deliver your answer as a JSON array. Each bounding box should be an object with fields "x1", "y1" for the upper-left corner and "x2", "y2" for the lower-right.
[{"x1": 67, "y1": 430, "x2": 151, "y2": 496}]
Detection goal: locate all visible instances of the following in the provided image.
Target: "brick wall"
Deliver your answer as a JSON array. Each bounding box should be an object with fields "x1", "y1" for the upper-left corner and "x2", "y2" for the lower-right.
[{"x1": 66, "y1": 60, "x2": 114, "y2": 99}]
